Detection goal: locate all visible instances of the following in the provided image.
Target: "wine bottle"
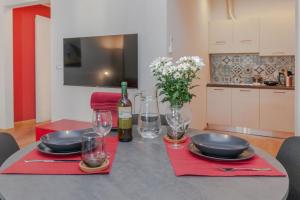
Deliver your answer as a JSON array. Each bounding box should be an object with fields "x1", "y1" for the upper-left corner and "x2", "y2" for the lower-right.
[{"x1": 118, "y1": 82, "x2": 133, "y2": 142}]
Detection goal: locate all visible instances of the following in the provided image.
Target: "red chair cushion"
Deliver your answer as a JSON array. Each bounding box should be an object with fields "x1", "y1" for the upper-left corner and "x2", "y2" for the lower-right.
[{"x1": 90, "y1": 92, "x2": 121, "y2": 128}]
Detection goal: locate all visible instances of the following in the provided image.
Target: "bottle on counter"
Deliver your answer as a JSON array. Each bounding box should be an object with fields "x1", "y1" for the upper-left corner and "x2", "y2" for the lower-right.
[
  {"x1": 118, "y1": 81, "x2": 133, "y2": 142},
  {"x1": 278, "y1": 72, "x2": 286, "y2": 86}
]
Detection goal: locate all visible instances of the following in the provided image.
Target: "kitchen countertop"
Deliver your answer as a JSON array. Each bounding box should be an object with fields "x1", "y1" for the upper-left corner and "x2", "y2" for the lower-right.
[{"x1": 207, "y1": 83, "x2": 295, "y2": 90}]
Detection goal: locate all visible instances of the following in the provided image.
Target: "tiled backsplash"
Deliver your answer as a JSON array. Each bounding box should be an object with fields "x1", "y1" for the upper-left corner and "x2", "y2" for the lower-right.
[{"x1": 210, "y1": 54, "x2": 295, "y2": 84}]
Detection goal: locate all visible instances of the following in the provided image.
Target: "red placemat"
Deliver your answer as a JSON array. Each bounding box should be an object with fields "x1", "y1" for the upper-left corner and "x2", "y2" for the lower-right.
[
  {"x1": 164, "y1": 138, "x2": 286, "y2": 177},
  {"x1": 1, "y1": 137, "x2": 118, "y2": 175}
]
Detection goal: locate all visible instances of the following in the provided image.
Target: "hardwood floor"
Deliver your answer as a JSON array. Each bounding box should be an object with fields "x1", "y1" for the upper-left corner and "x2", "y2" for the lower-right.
[
  {"x1": 1, "y1": 120, "x2": 285, "y2": 157},
  {"x1": 0, "y1": 120, "x2": 49, "y2": 148}
]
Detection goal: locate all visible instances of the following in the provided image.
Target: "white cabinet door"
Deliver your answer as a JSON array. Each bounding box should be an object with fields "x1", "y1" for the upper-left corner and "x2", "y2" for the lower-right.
[
  {"x1": 207, "y1": 87, "x2": 231, "y2": 125},
  {"x1": 260, "y1": 16, "x2": 295, "y2": 56},
  {"x1": 231, "y1": 88, "x2": 260, "y2": 128},
  {"x1": 260, "y1": 90, "x2": 294, "y2": 132},
  {"x1": 233, "y1": 19, "x2": 259, "y2": 53},
  {"x1": 209, "y1": 20, "x2": 233, "y2": 53}
]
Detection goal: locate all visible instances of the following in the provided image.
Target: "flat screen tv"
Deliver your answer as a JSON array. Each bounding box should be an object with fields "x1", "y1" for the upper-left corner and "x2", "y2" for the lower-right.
[{"x1": 63, "y1": 34, "x2": 138, "y2": 88}]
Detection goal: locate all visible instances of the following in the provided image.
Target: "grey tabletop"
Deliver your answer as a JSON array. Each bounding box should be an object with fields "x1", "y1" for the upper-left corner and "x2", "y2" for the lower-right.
[{"x1": 0, "y1": 127, "x2": 288, "y2": 200}]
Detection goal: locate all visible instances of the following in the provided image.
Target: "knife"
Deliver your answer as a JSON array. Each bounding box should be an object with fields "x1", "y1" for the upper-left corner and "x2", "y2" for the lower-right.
[{"x1": 24, "y1": 160, "x2": 81, "y2": 163}]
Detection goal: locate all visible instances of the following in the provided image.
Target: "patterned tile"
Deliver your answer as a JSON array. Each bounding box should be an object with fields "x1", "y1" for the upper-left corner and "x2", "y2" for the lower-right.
[
  {"x1": 222, "y1": 56, "x2": 233, "y2": 65},
  {"x1": 264, "y1": 64, "x2": 276, "y2": 75},
  {"x1": 210, "y1": 54, "x2": 295, "y2": 84},
  {"x1": 231, "y1": 64, "x2": 243, "y2": 76},
  {"x1": 254, "y1": 65, "x2": 264, "y2": 74},
  {"x1": 243, "y1": 65, "x2": 253, "y2": 75}
]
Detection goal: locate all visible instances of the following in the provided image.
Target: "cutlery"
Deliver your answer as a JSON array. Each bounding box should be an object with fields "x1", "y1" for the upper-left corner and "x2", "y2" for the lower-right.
[
  {"x1": 24, "y1": 160, "x2": 81, "y2": 163},
  {"x1": 218, "y1": 167, "x2": 272, "y2": 172}
]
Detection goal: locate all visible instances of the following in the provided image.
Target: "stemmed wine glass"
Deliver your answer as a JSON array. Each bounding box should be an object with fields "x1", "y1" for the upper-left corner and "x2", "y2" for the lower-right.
[
  {"x1": 165, "y1": 105, "x2": 192, "y2": 149},
  {"x1": 92, "y1": 110, "x2": 113, "y2": 156}
]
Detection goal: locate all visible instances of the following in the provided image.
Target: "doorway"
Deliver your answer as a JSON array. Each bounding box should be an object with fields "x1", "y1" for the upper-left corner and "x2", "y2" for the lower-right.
[{"x1": 12, "y1": 5, "x2": 51, "y2": 124}]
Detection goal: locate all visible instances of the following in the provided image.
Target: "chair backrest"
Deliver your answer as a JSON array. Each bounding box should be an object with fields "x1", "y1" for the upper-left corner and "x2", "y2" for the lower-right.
[
  {"x1": 90, "y1": 92, "x2": 121, "y2": 127},
  {"x1": 0, "y1": 132, "x2": 20, "y2": 166},
  {"x1": 276, "y1": 136, "x2": 300, "y2": 200},
  {"x1": 0, "y1": 192, "x2": 5, "y2": 200}
]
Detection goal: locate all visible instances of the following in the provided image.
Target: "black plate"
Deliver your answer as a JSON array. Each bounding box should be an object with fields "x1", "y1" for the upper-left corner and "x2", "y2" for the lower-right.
[
  {"x1": 37, "y1": 143, "x2": 81, "y2": 156},
  {"x1": 191, "y1": 133, "x2": 249, "y2": 158},
  {"x1": 41, "y1": 130, "x2": 86, "y2": 152},
  {"x1": 188, "y1": 143, "x2": 255, "y2": 162}
]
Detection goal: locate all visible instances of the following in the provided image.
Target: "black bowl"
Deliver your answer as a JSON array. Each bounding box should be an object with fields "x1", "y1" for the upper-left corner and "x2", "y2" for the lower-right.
[
  {"x1": 264, "y1": 81, "x2": 278, "y2": 86},
  {"x1": 41, "y1": 130, "x2": 88, "y2": 152},
  {"x1": 191, "y1": 133, "x2": 249, "y2": 158}
]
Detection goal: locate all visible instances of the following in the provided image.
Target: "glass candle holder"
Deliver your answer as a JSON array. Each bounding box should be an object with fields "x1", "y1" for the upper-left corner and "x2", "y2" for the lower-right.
[{"x1": 82, "y1": 132, "x2": 107, "y2": 168}]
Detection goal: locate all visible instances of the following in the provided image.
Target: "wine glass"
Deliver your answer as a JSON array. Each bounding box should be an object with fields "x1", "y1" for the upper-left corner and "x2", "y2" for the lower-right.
[
  {"x1": 92, "y1": 110, "x2": 112, "y2": 136},
  {"x1": 165, "y1": 105, "x2": 192, "y2": 149},
  {"x1": 92, "y1": 110, "x2": 112, "y2": 156}
]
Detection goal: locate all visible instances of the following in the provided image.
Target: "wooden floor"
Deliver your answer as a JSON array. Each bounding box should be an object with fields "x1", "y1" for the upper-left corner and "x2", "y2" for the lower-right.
[
  {"x1": 0, "y1": 120, "x2": 49, "y2": 148},
  {"x1": 1, "y1": 120, "x2": 285, "y2": 157}
]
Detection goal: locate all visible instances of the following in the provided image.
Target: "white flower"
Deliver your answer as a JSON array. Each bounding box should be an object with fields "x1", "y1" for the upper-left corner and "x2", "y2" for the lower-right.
[{"x1": 174, "y1": 72, "x2": 181, "y2": 79}]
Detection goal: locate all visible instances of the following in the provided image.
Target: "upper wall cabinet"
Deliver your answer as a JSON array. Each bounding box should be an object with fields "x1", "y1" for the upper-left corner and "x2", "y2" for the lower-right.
[
  {"x1": 209, "y1": 20, "x2": 233, "y2": 54},
  {"x1": 209, "y1": 19, "x2": 259, "y2": 54},
  {"x1": 233, "y1": 19, "x2": 260, "y2": 53},
  {"x1": 260, "y1": 15, "x2": 295, "y2": 56}
]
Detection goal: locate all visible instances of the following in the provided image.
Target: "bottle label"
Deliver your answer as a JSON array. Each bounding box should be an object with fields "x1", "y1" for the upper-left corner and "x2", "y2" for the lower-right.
[
  {"x1": 118, "y1": 107, "x2": 132, "y2": 118},
  {"x1": 118, "y1": 107, "x2": 132, "y2": 129}
]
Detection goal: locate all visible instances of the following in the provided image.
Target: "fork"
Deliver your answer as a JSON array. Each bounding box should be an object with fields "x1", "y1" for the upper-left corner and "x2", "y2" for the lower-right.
[{"x1": 218, "y1": 167, "x2": 272, "y2": 172}]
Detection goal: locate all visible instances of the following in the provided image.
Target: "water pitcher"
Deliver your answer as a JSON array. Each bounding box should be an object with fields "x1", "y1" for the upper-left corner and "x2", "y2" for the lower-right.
[{"x1": 135, "y1": 92, "x2": 161, "y2": 139}]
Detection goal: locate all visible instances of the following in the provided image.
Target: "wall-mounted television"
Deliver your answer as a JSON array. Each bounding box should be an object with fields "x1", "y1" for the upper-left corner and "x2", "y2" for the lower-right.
[{"x1": 63, "y1": 34, "x2": 138, "y2": 88}]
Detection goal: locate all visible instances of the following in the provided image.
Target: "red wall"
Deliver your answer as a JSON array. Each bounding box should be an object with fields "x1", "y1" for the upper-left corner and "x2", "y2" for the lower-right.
[{"x1": 13, "y1": 5, "x2": 50, "y2": 122}]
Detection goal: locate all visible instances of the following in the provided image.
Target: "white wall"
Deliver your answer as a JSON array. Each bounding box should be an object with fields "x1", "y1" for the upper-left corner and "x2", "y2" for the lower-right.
[
  {"x1": 295, "y1": 0, "x2": 300, "y2": 136},
  {"x1": 2, "y1": 0, "x2": 49, "y2": 7},
  {"x1": 35, "y1": 15, "x2": 51, "y2": 123},
  {"x1": 51, "y1": 0, "x2": 168, "y2": 122},
  {"x1": 0, "y1": 5, "x2": 14, "y2": 129},
  {"x1": 210, "y1": 0, "x2": 295, "y2": 20},
  {"x1": 167, "y1": 0, "x2": 210, "y2": 130}
]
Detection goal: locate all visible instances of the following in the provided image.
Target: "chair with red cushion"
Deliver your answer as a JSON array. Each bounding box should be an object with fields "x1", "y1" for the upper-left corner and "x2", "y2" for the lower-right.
[{"x1": 90, "y1": 92, "x2": 121, "y2": 128}]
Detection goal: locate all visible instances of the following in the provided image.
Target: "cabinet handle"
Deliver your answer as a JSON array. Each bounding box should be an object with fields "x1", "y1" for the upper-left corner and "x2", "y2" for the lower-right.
[
  {"x1": 240, "y1": 40, "x2": 252, "y2": 43},
  {"x1": 215, "y1": 41, "x2": 226, "y2": 45},
  {"x1": 213, "y1": 88, "x2": 224, "y2": 91},
  {"x1": 240, "y1": 89, "x2": 251, "y2": 92},
  {"x1": 274, "y1": 91, "x2": 286, "y2": 94}
]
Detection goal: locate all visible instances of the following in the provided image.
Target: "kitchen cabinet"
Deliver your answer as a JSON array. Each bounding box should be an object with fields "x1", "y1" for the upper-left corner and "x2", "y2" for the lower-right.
[
  {"x1": 233, "y1": 19, "x2": 260, "y2": 53},
  {"x1": 207, "y1": 87, "x2": 231, "y2": 125},
  {"x1": 209, "y1": 19, "x2": 259, "y2": 53},
  {"x1": 231, "y1": 88, "x2": 260, "y2": 129},
  {"x1": 260, "y1": 15, "x2": 295, "y2": 56},
  {"x1": 209, "y1": 20, "x2": 233, "y2": 53},
  {"x1": 207, "y1": 86, "x2": 294, "y2": 132},
  {"x1": 260, "y1": 89, "x2": 294, "y2": 132}
]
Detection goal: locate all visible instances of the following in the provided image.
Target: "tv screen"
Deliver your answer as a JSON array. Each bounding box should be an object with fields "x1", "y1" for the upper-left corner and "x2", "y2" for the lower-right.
[{"x1": 63, "y1": 34, "x2": 138, "y2": 88}]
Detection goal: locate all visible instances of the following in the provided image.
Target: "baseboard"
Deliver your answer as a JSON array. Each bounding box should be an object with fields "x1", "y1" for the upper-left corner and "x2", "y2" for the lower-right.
[{"x1": 14, "y1": 119, "x2": 36, "y2": 127}]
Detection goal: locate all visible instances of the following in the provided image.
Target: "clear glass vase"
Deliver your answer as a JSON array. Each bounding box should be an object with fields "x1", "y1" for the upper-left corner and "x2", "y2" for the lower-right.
[{"x1": 165, "y1": 105, "x2": 192, "y2": 149}]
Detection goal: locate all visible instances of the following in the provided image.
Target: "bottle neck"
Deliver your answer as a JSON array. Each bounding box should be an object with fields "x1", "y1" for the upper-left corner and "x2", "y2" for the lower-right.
[{"x1": 121, "y1": 85, "x2": 128, "y2": 98}]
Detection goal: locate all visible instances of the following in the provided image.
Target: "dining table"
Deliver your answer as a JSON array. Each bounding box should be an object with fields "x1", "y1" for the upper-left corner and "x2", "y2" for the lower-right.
[{"x1": 0, "y1": 126, "x2": 289, "y2": 200}]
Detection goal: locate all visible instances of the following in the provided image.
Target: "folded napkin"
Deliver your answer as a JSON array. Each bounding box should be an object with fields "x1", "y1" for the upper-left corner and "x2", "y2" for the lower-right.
[
  {"x1": 1, "y1": 137, "x2": 118, "y2": 175},
  {"x1": 164, "y1": 138, "x2": 286, "y2": 177}
]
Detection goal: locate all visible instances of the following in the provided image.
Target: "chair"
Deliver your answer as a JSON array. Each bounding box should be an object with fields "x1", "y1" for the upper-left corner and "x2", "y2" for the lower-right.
[
  {"x1": 276, "y1": 137, "x2": 300, "y2": 200},
  {"x1": 0, "y1": 132, "x2": 20, "y2": 166},
  {"x1": 0, "y1": 192, "x2": 5, "y2": 200},
  {"x1": 90, "y1": 92, "x2": 121, "y2": 128}
]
